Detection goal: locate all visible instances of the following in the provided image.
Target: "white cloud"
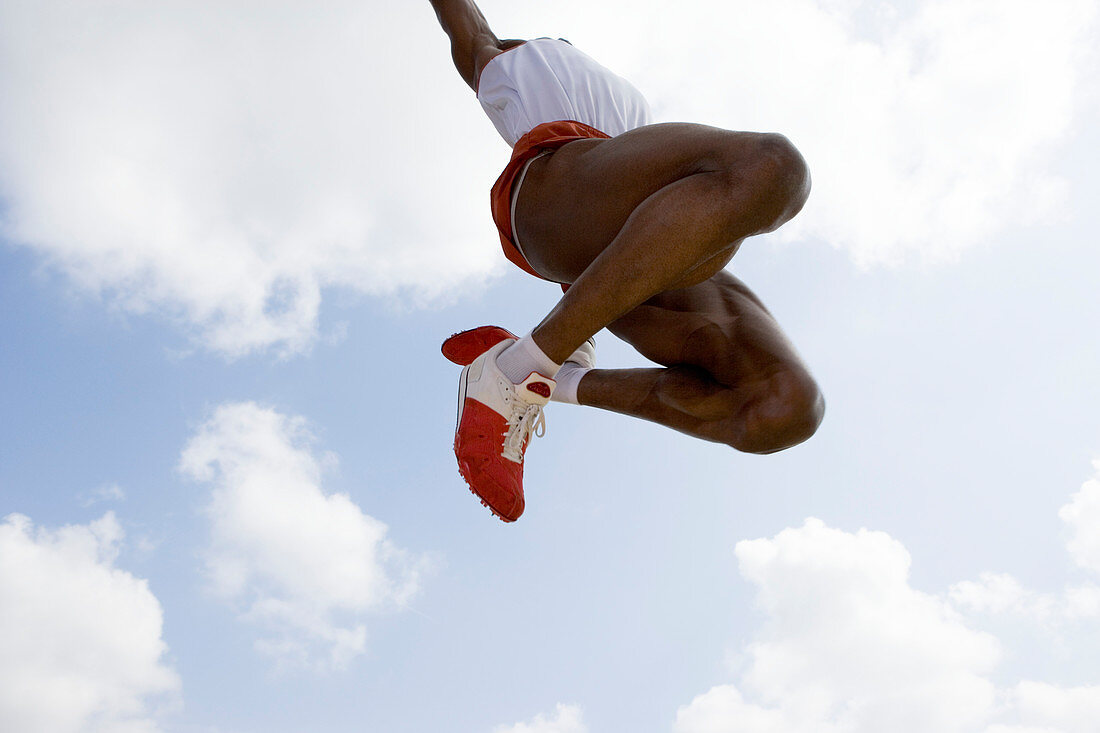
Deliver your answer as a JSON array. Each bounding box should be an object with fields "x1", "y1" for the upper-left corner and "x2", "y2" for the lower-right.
[
  {"x1": 3, "y1": 0, "x2": 1094, "y2": 354},
  {"x1": 559, "y1": 0, "x2": 1096, "y2": 266},
  {"x1": 674, "y1": 685, "x2": 792, "y2": 733},
  {"x1": 0, "y1": 0, "x2": 503, "y2": 357},
  {"x1": 997, "y1": 682, "x2": 1100, "y2": 733},
  {"x1": 675, "y1": 462, "x2": 1100, "y2": 733},
  {"x1": 672, "y1": 518, "x2": 1001, "y2": 733},
  {"x1": 493, "y1": 704, "x2": 587, "y2": 733},
  {"x1": 950, "y1": 461, "x2": 1100, "y2": 733},
  {"x1": 179, "y1": 401, "x2": 426, "y2": 669},
  {"x1": 1063, "y1": 584, "x2": 1100, "y2": 619},
  {"x1": 0, "y1": 512, "x2": 180, "y2": 733},
  {"x1": 1059, "y1": 460, "x2": 1100, "y2": 575},
  {"x1": 81, "y1": 482, "x2": 127, "y2": 507},
  {"x1": 950, "y1": 572, "x2": 1043, "y2": 616},
  {"x1": 949, "y1": 572, "x2": 1100, "y2": 623},
  {"x1": 946, "y1": 460, "x2": 1100, "y2": 628}
]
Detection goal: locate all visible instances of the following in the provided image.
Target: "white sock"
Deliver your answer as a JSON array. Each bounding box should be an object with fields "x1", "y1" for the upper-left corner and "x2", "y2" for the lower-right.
[
  {"x1": 495, "y1": 332, "x2": 561, "y2": 384},
  {"x1": 550, "y1": 362, "x2": 591, "y2": 405}
]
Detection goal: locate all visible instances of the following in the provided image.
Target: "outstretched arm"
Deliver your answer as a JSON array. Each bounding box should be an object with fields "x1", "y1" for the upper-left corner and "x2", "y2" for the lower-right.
[{"x1": 429, "y1": 0, "x2": 505, "y2": 92}]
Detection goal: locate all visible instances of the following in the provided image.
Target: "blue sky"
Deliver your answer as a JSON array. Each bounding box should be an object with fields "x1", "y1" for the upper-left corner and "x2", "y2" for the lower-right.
[{"x1": 2, "y1": 1, "x2": 1100, "y2": 732}]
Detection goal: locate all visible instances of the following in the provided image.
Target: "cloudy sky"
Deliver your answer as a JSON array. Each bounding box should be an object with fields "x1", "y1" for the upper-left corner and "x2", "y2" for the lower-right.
[{"x1": 2, "y1": 0, "x2": 1099, "y2": 731}]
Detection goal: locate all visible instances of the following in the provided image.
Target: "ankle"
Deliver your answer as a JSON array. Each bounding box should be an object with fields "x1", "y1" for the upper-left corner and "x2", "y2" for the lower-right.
[
  {"x1": 495, "y1": 332, "x2": 561, "y2": 383},
  {"x1": 550, "y1": 363, "x2": 591, "y2": 404}
]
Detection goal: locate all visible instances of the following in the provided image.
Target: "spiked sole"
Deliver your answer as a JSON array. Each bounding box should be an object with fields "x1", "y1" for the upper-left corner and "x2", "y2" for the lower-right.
[
  {"x1": 457, "y1": 465, "x2": 516, "y2": 523},
  {"x1": 455, "y1": 362, "x2": 520, "y2": 523},
  {"x1": 442, "y1": 325, "x2": 517, "y2": 366}
]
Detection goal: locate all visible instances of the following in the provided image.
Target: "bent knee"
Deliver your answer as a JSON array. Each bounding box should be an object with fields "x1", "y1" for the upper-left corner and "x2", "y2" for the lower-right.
[
  {"x1": 728, "y1": 369, "x2": 824, "y2": 454},
  {"x1": 747, "y1": 133, "x2": 811, "y2": 230},
  {"x1": 715, "y1": 132, "x2": 811, "y2": 234}
]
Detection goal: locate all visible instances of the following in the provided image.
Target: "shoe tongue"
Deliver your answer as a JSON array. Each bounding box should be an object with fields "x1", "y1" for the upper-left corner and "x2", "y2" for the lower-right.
[{"x1": 517, "y1": 372, "x2": 555, "y2": 406}]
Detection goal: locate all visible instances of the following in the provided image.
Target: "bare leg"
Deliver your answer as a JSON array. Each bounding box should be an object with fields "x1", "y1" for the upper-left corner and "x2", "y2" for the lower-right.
[
  {"x1": 514, "y1": 123, "x2": 811, "y2": 364},
  {"x1": 576, "y1": 271, "x2": 823, "y2": 454},
  {"x1": 512, "y1": 123, "x2": 821, "y2": 452}
]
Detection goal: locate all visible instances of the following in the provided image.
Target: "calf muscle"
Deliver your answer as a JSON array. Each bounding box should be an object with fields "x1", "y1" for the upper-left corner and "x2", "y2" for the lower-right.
[{"x1": 575, "y1": 273, "x2": 824, "y2": 453}]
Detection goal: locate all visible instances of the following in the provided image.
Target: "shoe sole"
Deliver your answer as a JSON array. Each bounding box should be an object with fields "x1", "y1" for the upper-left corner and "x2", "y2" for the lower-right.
[
  {"x1": 442, "y1": 325, "x2": 517, "y2": 366},
  {"x1": 455, "y1": 359, "x2": 517, "y2": 523},
  {"x1": 457, "y1": 466, "x2": 516, "y2": 523}
]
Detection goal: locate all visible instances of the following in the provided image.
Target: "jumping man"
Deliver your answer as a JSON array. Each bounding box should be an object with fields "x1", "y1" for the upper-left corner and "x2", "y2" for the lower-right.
[{"x1": 431, "y1": 0, "x2": 825, "y2": 521}]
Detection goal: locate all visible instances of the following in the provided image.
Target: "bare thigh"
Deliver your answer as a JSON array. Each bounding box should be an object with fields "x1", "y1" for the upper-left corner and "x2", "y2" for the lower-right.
[
  {"x1": 609, "y1": 269, "x2": 814, "y2": 394},
  {"x1": 514, "y1": 122, "x2": 784, "y2": 284}
]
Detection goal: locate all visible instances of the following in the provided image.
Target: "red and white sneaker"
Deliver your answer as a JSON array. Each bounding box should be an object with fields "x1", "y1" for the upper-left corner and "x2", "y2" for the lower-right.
[{"x1": 454, "y1": 339, "x2": 555, "y2": 522}]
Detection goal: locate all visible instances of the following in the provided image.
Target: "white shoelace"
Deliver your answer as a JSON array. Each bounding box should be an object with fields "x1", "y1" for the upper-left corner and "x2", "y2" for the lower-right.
[{"x1": 501, "y1": 382, "x2": 547, "y2": 463}]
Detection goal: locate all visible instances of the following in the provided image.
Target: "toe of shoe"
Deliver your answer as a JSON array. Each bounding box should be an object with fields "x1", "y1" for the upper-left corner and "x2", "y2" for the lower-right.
[
  {"x1": 481, "y1": 460, "x2": 525, "y2": 520},
  {"x1": 456, "y1": 450, "x2": 525, "y2": 522}
]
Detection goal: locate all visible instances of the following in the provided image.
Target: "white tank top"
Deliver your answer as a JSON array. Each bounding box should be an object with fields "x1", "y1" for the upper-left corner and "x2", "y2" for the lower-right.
[{"x1": 476, "y1": 38, "x2": 652, "y2": 147}]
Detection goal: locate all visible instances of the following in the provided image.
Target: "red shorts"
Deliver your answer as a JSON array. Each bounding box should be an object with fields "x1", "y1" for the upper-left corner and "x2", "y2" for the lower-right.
[{"x1": 490, "y1": 120, "x2": 610, "y2": 281}]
